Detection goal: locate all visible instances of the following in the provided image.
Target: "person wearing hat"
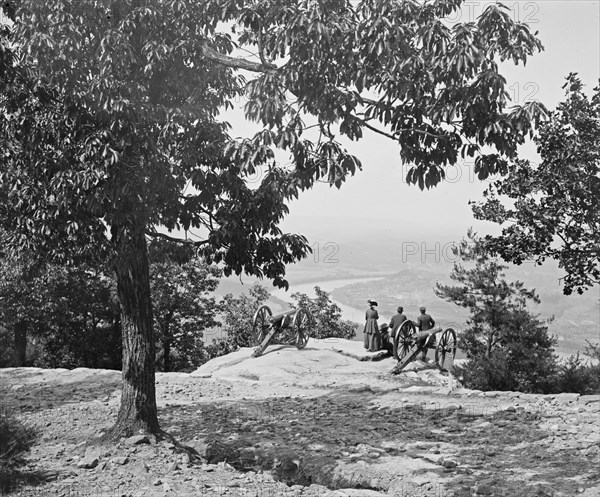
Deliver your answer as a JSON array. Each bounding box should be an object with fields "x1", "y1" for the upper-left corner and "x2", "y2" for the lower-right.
[
  {"x1": 389, "y1": 306, "x2": 408, "y2": 336},
  {"x1": 415, "y1": 306, "x2": 435, "y2": 361},
  {"x1": 388, "y1": 306, "x2": 408, "y2": 358},
  {"x1": 363, "y1": 299, "x2": 381, "y2": 352}
]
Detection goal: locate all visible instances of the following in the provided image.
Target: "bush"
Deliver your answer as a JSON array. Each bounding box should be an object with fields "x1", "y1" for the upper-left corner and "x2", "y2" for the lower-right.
[
  {"x1": 289, "y1": 286, "x2": 357, "y2": 340},
  {"x1": 553, "y1": 342, "x2": 600, "y2": 394},
  {"x1": 0, "y1": 410, "x2": 38, "y2": 493},
  {"x1": 208, "y1": 283, "x2": 271, "y2": 358},
  {"x1": 457, "y1": 341, "x2": 600, "y2": 395},
  {"x1": 456, "y1": 349, "x2": 559, "y2": 394}
]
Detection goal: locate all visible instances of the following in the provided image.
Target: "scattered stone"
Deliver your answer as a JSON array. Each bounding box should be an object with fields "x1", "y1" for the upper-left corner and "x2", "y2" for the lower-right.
[
  {"x1": 334, "y1": 490, "x2": 388, "y2": 496},
  {"x1": 76, "y1": 455, "x2": 99, "y2": 469},
  {"x1": 476, "y1": 485, "x2": 495, "y2": 495},
  {"x1": 125, "y1": 435, "x2": 150, "y2": 446},
  {"x1": 73, "y1": 441, "x2": 88, "y2": 456},
  {"x1": 132, "y1": 461, "x2": 149, "y2": 475},
  {"x1": 111, "y1": 456, "x2": 129, "y2": 465},
  {"x1": 411, "y1": 475, "x2": 432, "y2": 486}
]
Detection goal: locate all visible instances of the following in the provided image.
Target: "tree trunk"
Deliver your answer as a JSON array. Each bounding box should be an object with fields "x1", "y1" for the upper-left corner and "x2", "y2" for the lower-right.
[
  {"x1": 106, "y1": 229, "x2": 159, "y2": 438},
  {"x1": 14, "y1": 320, "x2": 27, "y2": 366},
  {"x1": 163, "y1": 338, "x2": 171, "y2": 373},
  {"x1": 486, "y1": 330, "x2": 494, "y2": 358}
]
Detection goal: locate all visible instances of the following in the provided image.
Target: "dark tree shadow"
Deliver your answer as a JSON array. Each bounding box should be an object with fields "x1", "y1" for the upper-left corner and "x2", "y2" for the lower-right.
[
  {"x1": 0, "y1": 468, "x2": 59, "y2": 495},
  {"x1": 158, "y1": 388, "x2": 595, "y2": 494},
  {"x1": 1, "y1": 373, "x2": 122, "y2": 416}
]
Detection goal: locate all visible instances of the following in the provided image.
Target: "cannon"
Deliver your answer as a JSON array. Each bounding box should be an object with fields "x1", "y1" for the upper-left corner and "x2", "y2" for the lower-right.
[
  {"x1": 391, "y1": 321, "x2": 457, "y2": 373},
  {"x1": 251, "y1": 305, "x2": 312, "y2": 358}
]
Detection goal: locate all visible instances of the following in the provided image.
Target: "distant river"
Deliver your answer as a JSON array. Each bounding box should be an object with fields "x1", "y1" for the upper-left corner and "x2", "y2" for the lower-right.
[{"x1": 270, "y1": 276, "x2": 385, "y2": 324}]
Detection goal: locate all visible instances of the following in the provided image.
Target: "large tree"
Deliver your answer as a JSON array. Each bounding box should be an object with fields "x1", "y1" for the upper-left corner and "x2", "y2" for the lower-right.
[
  {"x1": 471, "y1": 74, "x2": 600, "y2": 295},
  {"x1": 0, "y1": 0, "x2": 546, "y2": 437}
]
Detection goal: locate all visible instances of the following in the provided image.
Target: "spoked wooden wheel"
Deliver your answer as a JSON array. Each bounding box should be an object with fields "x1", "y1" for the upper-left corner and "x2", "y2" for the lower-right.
[
  {"x1": 435, "y1": 328, "x2": 457, "y2": 371},
  {"x1": 393, "y1": 320, "x2": 417, "y2": 361},
  {"x1": 292, "y1": 308, "x2": 311, "y2": 349},
  {"x1": 252, "y1": 305, "x2": 272, "y2": 346}
]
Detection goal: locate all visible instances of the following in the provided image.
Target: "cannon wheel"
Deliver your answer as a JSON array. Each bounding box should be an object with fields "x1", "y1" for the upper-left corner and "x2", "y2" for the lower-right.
[
  {"x1": 292, "y1": 308, "x2": 311, "y2": 349},
  {"x1": 252, "y1": 305, "x2": 272, "y2": 345},
  {"x1": 393, "y1": 320, "x2": 417, "y2": 361},
  {"x1": 435, "y1": 328, "x2": 457, "y2": 371}
]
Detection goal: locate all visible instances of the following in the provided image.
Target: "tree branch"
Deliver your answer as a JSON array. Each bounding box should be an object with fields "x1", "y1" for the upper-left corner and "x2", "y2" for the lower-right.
[
  {"x1": 145, "y1": 230, "x2": 209, "y2": 246},
  {"x1": 355, "y1": 115, "x2": 447, "y2": 140},
  {"x1": 202, "y1": 42, "x2": 277, "y2": 73},
  {"x1": 358, "y1": 119, "x2": 397, "y2": 140}
]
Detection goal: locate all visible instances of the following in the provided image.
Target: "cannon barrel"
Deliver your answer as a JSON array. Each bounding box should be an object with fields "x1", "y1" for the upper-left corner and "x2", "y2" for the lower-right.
[{"x1": 269, "y1": 308, "x2": 297, "y2": 325}]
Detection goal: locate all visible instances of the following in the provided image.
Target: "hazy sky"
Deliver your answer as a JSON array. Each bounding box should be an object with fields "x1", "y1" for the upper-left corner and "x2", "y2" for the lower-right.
[{"x1": 264, "y1": 1, "x2": 600, "y2": 244}]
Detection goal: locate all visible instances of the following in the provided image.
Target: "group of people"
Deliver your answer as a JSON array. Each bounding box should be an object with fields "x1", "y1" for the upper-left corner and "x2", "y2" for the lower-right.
[{"x1": 363, "y1": 299, "x2": 435, "y2": 360}]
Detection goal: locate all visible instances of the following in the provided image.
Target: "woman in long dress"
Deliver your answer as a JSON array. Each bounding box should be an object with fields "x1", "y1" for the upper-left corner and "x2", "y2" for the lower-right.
[{"x1": 363, "y1": 300, "x2": 381, "y2": 352}]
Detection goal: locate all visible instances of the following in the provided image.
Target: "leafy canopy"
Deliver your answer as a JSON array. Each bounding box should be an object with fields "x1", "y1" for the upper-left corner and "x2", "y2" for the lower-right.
[
  {"x1": 471, "y1": 74, "x2": 600, "y2": 295},
  {"x1": 1, "y1": 0, "x2": 546, "y2": 288}
]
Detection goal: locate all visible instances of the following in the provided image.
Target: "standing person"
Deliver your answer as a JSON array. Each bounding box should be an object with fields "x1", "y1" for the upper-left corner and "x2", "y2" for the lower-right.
[
  {"x1": 415, "y1": 306, "x2": 435, "y2": 361},
  {"x1": 389, "y1": 306, "x2": 408, "y2": 358},
  {"x1": 363, "y1": 299, "x2": 380, "y2": 352},
  {"x1": 389, "y1": 306, "x2": 408, "y2": 336}
]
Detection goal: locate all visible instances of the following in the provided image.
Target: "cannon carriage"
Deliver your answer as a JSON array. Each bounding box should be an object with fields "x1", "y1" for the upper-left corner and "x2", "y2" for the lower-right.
[
  {"x1": 391, "y1": 321, "x2": 457, "y2": 373},
  {"x1": 251, "y1": 305, "x2": 312, "y2": 358}
]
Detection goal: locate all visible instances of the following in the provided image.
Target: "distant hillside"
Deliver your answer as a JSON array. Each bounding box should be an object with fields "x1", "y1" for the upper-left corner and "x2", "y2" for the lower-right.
[
  {"x1": 329, "y1": 262, "x2": 599, "y2": 358},
  {"x1": 209, "y1": 228, "x2": 598, "y2": 358}
]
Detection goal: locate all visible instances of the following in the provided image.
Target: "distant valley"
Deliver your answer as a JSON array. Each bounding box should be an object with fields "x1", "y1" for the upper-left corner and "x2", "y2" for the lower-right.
[{"x1": 214, "y1": 229, "x2": 599, "y2": 359}]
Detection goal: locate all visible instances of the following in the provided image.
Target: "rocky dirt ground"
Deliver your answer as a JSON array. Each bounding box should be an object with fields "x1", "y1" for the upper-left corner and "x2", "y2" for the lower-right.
[{"x1": 1, "y1": 339, "x2": 599, "y2": 497}]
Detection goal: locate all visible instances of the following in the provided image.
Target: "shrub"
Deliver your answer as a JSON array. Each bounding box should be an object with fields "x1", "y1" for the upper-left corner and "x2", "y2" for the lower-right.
[
  {"x1": 289, "y1": 286, "x2": 357, "y2": 340},
  {"x1": 0, "y1": 410, "x2": 38, "y2": 493},
  {"x1": 208, "y1": 283, "x2": 271, "y2": 357},
  {"x1": 553, "y1": 342, "x2": 600, "y2": 394}
]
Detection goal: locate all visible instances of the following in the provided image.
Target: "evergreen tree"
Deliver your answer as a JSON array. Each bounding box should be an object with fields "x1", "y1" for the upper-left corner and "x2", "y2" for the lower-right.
[{"x1": 435, "y1": 231, "x2": 558, "y2": 393}]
